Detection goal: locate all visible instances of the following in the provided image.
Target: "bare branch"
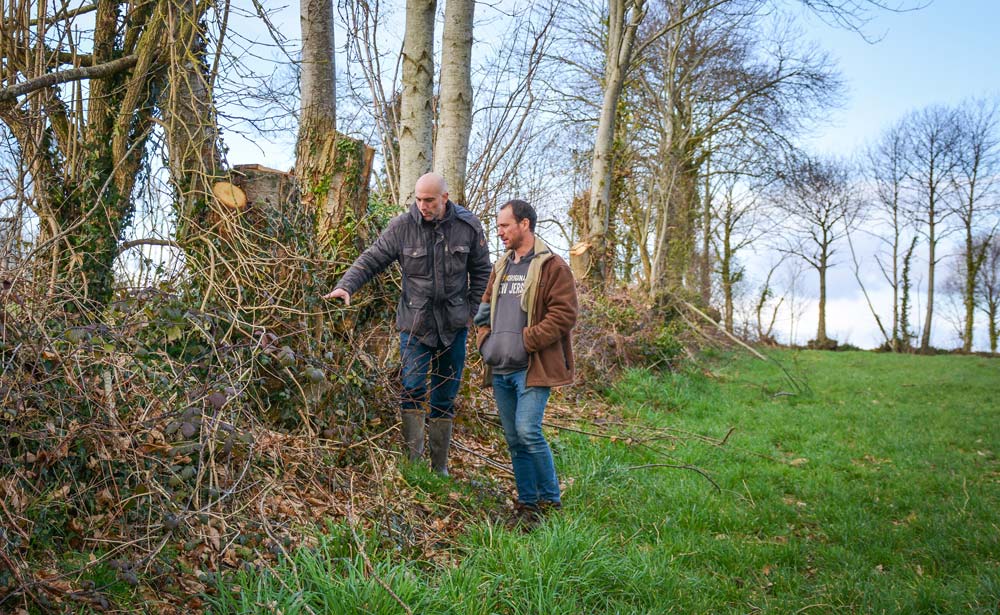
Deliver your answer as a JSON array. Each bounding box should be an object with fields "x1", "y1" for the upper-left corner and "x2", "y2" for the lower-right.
[{"x1": 0, "y1": 55, "x2": 139, "y2": 102}]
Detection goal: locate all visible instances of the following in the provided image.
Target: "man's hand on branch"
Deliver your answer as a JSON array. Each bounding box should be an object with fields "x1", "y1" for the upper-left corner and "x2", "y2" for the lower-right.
[{"x1": 323, "y1": 288, "x2": 351, "y2": 306}]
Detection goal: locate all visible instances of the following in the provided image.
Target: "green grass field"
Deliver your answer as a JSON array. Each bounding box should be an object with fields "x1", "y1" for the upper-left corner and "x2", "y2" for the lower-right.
[{"x1": 211, "y1": 350, "x2": 1000, "y2": 614}]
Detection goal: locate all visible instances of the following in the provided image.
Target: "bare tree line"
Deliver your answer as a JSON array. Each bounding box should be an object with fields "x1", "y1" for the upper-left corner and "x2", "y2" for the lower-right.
[
  {"x1": 2, "y1": 0, "x2": 995, "y2": 353},
  {"x1": 863, "y1": 99, "x2": 1000, "y2": 353}
]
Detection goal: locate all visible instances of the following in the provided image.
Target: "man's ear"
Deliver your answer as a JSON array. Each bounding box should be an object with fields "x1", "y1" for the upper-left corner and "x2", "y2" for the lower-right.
[{"x1": 441, "y1": 191, "x2": 449, "y2": 202}]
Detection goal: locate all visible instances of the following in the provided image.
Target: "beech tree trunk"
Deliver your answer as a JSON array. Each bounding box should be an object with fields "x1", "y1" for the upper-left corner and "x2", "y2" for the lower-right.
[
  {"x1": 297, "y1": 0, "x2": 337, "y2": 150},
  {"x1": 294, "y1": 0, "x2": 371, "y2": 248},
  {"x1": 586, "y1": 0, "x2": 644, "y2": 287},
  {"x1": 398, "y1": 0, "x2": 437, "y2": 206},
  {"x1": 434, "y1": 0, "x2": 475, "y2": 206},
  {"x1": 920, "y1": 208, "x2": 936, "y2": 352}
]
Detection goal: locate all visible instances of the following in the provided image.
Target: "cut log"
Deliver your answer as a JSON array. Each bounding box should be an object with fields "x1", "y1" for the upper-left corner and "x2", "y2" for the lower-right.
[
  {"x1": 570, "y1": 241, "x2": 591, "y2": 280},
  {"x1": 212, "y1": 181, "x2": 248, "y2": 210}
]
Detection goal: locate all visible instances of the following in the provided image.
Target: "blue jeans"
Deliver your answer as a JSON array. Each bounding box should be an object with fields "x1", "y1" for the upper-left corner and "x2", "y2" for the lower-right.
[
  {"x1": 493, "y1": 370, "x2": 560, "y2": 505},
  {"x1": 399, "y1": 329, "x2": 467, "y2": 419}
]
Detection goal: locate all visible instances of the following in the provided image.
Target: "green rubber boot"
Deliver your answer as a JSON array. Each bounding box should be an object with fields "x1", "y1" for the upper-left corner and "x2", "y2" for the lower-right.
[
  {"x1": 427, "y1": 418, "x2": 454, "y2": 476},
  {"x1": 400, "y1": 410, "x2": 425, "y2": 462}
]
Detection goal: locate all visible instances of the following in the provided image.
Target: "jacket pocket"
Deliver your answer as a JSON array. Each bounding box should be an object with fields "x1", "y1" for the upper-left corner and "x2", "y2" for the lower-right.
[
  {"x1": 398, "y1": 294, "x2": 431, "y2": 334},
  {"x1": 446, "y1": 294, "x2": 469, "y2": 329},
  {"x1": 446, "y1": 243, "x2": 470, "y2": 277},
  {"x1": 401, "y1": 244, "x2": 428, "y2": 277}
]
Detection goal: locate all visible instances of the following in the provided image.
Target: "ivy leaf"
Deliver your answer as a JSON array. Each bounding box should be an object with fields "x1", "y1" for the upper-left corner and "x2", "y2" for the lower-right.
[{"x1": 167, "y1": 325, "x2": 183, "y2": 342}]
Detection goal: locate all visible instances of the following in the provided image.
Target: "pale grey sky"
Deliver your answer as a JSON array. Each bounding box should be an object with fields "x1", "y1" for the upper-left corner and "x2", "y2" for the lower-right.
[{"x1": 223, "y1": 0, "x2": 1000, "y2": 350}]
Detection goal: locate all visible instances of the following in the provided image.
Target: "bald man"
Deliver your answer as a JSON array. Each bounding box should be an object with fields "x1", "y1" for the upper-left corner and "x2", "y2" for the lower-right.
[{"x1": 324, "y1": 173, "x2": 491, "y2": 475}]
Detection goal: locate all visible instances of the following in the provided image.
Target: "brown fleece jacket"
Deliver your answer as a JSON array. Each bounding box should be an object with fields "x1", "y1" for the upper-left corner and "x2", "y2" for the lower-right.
[{"x1": 477, "y1": 245, "x2": 578, "y2": 388}]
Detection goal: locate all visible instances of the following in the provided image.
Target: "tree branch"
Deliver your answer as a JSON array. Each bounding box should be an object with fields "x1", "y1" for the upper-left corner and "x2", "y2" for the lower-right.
[
  {"x1": 28, "y1": 3, "x2": 98, "y2": 25},
  {"x1": 0, "y1": 55, "x2": 138, "y2": 102},
  {"x1": 118, "y1": 239, "x2": 181, "y2": 254}
]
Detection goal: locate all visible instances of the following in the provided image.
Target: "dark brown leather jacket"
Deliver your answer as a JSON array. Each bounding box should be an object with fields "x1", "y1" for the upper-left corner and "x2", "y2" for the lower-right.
[{"x1": 335, "y1": 201, "x2": 491, "y2": 346}]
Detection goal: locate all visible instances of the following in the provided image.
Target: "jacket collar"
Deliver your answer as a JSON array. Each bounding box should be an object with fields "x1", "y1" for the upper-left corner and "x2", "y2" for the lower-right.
[
  {"x1": 408, "y1": 200, "x2": 455, "y2": 225},
  {"x1": 499, "y1": 234, "x2": 550, "y2": 267},
  {"x1": 489, "y1": 235, "x2": 555, "y2": 328}
]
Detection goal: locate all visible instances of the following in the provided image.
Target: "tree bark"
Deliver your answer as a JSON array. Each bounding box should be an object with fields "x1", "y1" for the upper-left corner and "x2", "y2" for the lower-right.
[
  {"x1": 164, "y1": 0, "x2": 224, "y2": 241},
  {"x1": 920, "y1": 206, "x2": 936, "y2": 351},
  {"x1": 162, "y1": 0, "x2": 233, "y2": 312},
  {"x1": 397, "y1": 0, "x2": 437, "y2": 206},
  {"x1": 699, "y1": 152, "x2": 712, "y2": 305},
  {"x1": 297, "y1": 0, "x2": 337, "y2": 147},
  {"x1": 651, "y1": 145, "x2": 699, "y2": 295},
  {"x1": 0, "y1": 55, "x2": 139, "y2": 102},
  {"x1": 817, "y1": 252, "x2": 828, "y2": 344},
  {"x1": 720, "y1": 224, "x2": 734, "y2": 333},
  {"x1": 963, "y1": 226, "x2": 976, "y2": 352},
  {"x1": 890, "y1": 205, "x2": 901, "y2": 350},
  {"x1": 294, "y1": 0, "x2": 371, "y2": 248},
  {"x1": 434, "y1": 0, "x2": 475, "y2": 205},
  {"x1": 900, "y1": 236, "x2": 917, "y2": 347},
  {"x1": 586, "y1": 0, "x2": 644, "y2": 287}
]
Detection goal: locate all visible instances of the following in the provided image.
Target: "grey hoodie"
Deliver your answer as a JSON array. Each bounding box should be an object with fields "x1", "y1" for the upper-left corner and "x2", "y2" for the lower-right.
[{"x1": 480, "y1": 252, "x2": 534, "y2": 373}]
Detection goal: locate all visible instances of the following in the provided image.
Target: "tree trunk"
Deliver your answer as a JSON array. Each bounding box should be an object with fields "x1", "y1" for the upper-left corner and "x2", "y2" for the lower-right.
[
  {"x1": 297, "y1": 0, "x2": 337, "y2": 160},
  {"x1": 397, "y1": 0, "x2": 437, "y2": 207},
  {"x1": 434, "y1": 0, "x2": 475, "y2": 205},
  {"x1": 673, "y1": 150, "x2": 701, "y2": 294},
  {"x1": 161, "y1": 0, "x2": 240, "y2": 320},
  {"x1": 651, "y1": 149, "x2": 698, "y2": 295},
  {"x1": 920, "y1": 212, "x2": 935, "y2": 352},
  {"x1": 699, "y1": 151, "x2": 712, "y2": 305},
  {"x1": 720, "y1": 226, "x2": 734, "y2": 333},
  {"x1": 586, "y1": 0, "x2": 644, "y2": 287},
  {"x1": 295, "y1": 0, "x2": 373, "y2": 250},
  {"x1": 962, "y1": 226, "x2": 976, "y2": 352},
  {"x1": 989, "y1": 303, "x2": 998, "y2": 354},
  {"x1": 649, "y1": 154, "x2": 674, "y2": 295},
  {"x1": 900, "y1": 236, "x2": 917, "y2": 348},
  {"x1": 164, "y1": 0, "x2": 224, "y2": 246},
  {"x1": 890, "y1": 207, "x2": 901, "y2": 351},
  {"x1": 587, "y1": 79, "x2": 623, "y2": 285},
  {"x1": 817, "y1": 257, "x2": 828, "y2": 344}
]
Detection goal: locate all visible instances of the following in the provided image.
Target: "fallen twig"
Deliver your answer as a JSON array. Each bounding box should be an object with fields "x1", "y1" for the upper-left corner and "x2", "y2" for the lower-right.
[
  {"x1": 451, "y1": 440, "x2": 513, "y2": 476},
  {"x1": 621, "y1": 463, "x2": 721, "y2": 492},
  {"x1": 681, "y1": 300, "x2": 769, "y2": 362}
]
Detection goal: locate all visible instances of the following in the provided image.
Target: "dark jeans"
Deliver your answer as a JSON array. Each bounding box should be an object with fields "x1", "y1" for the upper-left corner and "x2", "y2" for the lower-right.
[
  {"x1": 399, "y1": 329, "x2": 467, "y2": 419},
  {"x1": 493, "y1": 369, "x2": 560, "y2": 505}
]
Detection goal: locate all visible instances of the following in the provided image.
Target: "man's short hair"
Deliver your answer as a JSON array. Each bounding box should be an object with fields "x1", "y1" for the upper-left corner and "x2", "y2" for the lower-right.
[{"x1": 500, "y1": 199, "x2": 536, "y2": 232}]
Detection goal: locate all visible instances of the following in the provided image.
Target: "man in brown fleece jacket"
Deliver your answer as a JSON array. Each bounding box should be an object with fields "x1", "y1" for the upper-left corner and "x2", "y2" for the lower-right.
[{"x1": 474, "y1": 199, "x2": 578, "y2": 522}]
